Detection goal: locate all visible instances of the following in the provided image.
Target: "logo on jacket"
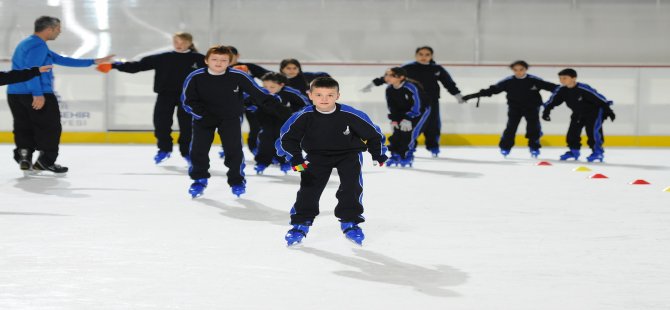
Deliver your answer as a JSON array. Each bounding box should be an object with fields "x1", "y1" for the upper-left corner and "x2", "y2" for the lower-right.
[
  {"x1": 530, "y1": 85, "x2": 538, "y2": 90},
  {"x1": 343, "y1": 126, "x2": 350, "y2": 135},
  {"x1": 578, "y1": 96, "x2": 583, "y2": 101},
  {"x1": 191, "y1": 62, "x2": 198, "y2": 69},
  {"x1": 233, "y1": 86, "x2": 240, "y2": 93},
  {"x1": 434, "y1": 71, "x2": 440, "y2": 76}
]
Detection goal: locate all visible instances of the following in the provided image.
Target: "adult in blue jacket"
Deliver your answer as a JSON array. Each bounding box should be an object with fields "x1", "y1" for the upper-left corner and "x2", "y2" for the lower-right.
[{"x1": 7, "y1": 16, "x2": 114, "y2": 174}]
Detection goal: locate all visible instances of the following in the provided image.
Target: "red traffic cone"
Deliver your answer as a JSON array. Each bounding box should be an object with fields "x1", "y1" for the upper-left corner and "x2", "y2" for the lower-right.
[
  {"x1": 589, "y1": 173, "x2": 608, "y2": 179},
  {"x1": 536, "y1": 161, "x2": 552, "y2": 166},
  {"x1": 630, "y1": 179, "x2": 650, "y2": 185}
]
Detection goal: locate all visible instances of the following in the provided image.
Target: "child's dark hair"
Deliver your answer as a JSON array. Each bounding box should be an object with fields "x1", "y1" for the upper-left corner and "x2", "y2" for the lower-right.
[
  {"x1": 205, "y1": 45, "x2": 234, "y2": 60},
  {"x1": 261, "y1": 72, "x2": 288, "y2": 85},
  {"x1": 558, "y1": 68, "x2": 577, "y2": 78},
  {"x1": 388, "y1": 67, "x2": 424, "y2": 90},
  {"x1": 510, "y1": 60, "x2": 529, "y2": 69},
  {"x1": 228, "y1": 45, "x2": 239, "y2": 56},
  {"x1": 280, "y1": 58, "x2": 303, "y2": 73},
  {"x1": 415, "y1": 46, "x2": 434, "y2": 55},
  {"x1": 310, "y1": 77, "x2": 339, "y2": 91}
]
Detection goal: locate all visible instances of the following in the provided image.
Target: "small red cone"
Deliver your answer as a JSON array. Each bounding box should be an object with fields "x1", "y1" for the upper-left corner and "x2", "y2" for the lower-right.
[
  {"x1": 589, "y1": 173, "x2": 608, "y2": 179},
  {"x1": 630, "y1": 179, "x2": 650, "y2": 185},
  {"x1": 536, "y1": 161, "x2": 552, "y2": 166}
]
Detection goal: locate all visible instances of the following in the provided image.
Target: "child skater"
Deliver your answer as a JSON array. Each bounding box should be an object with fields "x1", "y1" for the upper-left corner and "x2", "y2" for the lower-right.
[
  {"x1": 181, "y1": 45, "x2": 280, "y2": 198},
  {"x1": 462, "y1": 60, "x2": 558, "y2": 158},
  {"x1": 276, "y1": 77, "x2": 388, "y2": 246},
  {"x1": 362, "y1": 46, "x2": 465, "y2": 157},
  {"x1": 542, "y1": 68, "x2": 615, "y2": 162},
  {"x1": 383, "y1": 67, "x2": 431, "y2": 167},
  {"x1": 279, "y1": 58, "x2": 330, "y2": 96},
  {"x1": 98, "y1": 32, "x2": 205, "y2": 165},
  {"x1": 254, "y1": 72, "x2": 310, "y2": 174}
]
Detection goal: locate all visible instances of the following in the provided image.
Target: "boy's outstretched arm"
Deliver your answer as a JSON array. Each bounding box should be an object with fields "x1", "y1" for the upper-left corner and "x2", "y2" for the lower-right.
[{"x1": 276, "y1": 107, "x2": 312, "y2": 165}]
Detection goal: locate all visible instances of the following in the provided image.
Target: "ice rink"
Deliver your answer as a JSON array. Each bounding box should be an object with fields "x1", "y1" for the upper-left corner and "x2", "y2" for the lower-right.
[{"x1": 1, "y1": 144, "x2": 669, "y2": 310}]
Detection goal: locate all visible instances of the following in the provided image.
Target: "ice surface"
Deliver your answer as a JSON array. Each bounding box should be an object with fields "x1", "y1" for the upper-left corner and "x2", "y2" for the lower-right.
[{"x1": 1, "y1": 145, "x2": 669, "y2": 309}]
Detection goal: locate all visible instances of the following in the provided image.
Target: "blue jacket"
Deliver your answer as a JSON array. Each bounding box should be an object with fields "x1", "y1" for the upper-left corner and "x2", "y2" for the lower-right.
[{"x1": 7, "y1": 34, "x2": 94, "y2": 96}]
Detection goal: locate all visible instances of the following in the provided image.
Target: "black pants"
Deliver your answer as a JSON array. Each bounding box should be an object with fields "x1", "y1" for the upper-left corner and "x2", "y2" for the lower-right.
[
  {"x1": 7, "y1": 94, "x2": 61, "y2": 166},
  {"x1": 254, "y1": 115, "x2": 285, "y2": 166},
  {"x1": 154, "y1": 93, "x2": 191, "y2": 157},
  {"x1": 388, "y1": 107, "x2": 432, "y2": 158},
  {"x1": 499, "y1": 106, "x2": 542, "y2": 150},
  {"x1": 245, "y1": 110, "x2": 261, "y2": 153},
  {"x1": 420, "y1": 99, "x2": 441, "y2": 150},
  {"x1": 290, "y1": 152, "x2": 365, "y2": 225},
  {"x1": 566, "y1": 110, "x2": 605, "y2": 153},
  {"x1": 189, "y1": 117, "x2": 245, "y2": 186}
]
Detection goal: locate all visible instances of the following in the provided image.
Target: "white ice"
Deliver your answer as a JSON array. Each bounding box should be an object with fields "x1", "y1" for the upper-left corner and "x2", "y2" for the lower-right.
[{"x1": 1, "y1": 144, "x2": 669, "y2": 310}]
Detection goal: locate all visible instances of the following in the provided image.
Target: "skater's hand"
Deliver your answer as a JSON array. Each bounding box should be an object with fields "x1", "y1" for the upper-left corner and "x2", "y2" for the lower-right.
[
  {"x1": 399, "y1": 119, "x2": 412, "y2": 132},
  {"x1": 96, "y1": 63, "x2": 112, "y2": 73},
  {"x1": 455, "y1": 93, "x2": 466, "y2": 104},
  {"x1": 390, "y1": 121, "x2": 399, "y2": 129},
  {"x1": 292, "y1": 161, "x2": 309, "y2": 172},
  {"x1": 38, "y1": 65, "x2": 53, "y2": 73},
  {"x1": 604, "y1": 109, "x2": 616, "y2": 122},
  {"x1": 373, "y1": 154, "x2": 389, "y2": 167},
  {"x1": 32, "y1": 96, "x2": 45, "y2": 110},
  {"x1": 360, "y1": 83, "x2": 374, "y2": 93},
  {"x1": 542, "y1": 111, "x2": 551, "y2": 121},
  {"x1": 94, "y1": 54, "x2": 116, "y2": 64}
]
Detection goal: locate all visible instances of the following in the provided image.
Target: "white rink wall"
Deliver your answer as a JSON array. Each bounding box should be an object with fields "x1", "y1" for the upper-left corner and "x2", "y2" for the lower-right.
[{"x1": 1, "y1": 63, "x2": 670, "y2": 137}]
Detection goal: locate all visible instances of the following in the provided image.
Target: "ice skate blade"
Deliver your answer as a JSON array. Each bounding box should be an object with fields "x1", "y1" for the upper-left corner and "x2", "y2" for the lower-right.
[
  {"x1": 286, "y1": 241, "x2": 304, "y2": 248},
  {"x1": 345, "y1": 237, "x2": 363, "y2": 246}
]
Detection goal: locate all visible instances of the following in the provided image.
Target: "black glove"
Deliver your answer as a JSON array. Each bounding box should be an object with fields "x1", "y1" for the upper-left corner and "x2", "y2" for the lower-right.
[
  {"x1": 373, "y1": 154, "x2": 389, "y2": 167},
  {"x1": 462, "y1": 94, "x2": 478, "y2": 101},
  {"x1": 542, "y1": 110, "x2": 551, "y2": 121},
  {"x1": 603, "y1": 108, "x2": 616, "y2": 122}
]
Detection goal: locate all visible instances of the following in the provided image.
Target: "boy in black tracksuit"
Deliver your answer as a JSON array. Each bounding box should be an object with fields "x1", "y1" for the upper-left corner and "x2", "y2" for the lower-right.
[
  {"x1": 277, "y1": 77, "x2": 388, "y2": 246},
  {"x1": 98, "y1": 33, "x2": 205, "y2": 164},
  {"x1": 383, "y1": 67, "x2": 431, "y2": 167},
  {"x1": 363, "y1": 47, "x2": 464, "y2": 156},
  {"x1": 253, "y1": 72, "x2": 309, "y2": 174},
  {"x1": 462, "y1": 61, "x2": 558, "y2": 157},
  {"x1": 181, "y1": 46, "x2": 279, "y2": 198},
  {"x1": 542, "y1": 68, "x2": 615, "y2": 162}
]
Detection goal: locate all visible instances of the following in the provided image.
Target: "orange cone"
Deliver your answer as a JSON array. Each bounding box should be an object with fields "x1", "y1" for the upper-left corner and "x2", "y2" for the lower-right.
[
  {"x1": 630, "y1": 179, "x2": 650, "y2": 185},
  {"x1": 589, "y1": 173, "x2": 608, "y2": 179},
  {"x1": 536, "y1": 161, "x2": 552, "y2": 166}
]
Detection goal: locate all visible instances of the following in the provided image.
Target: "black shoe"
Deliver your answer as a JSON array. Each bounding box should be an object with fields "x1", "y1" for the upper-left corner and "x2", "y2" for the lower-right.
[
  {"x1": 18, "y1": 149, "x2": 32, "y2": 171},
  {"x1": 33, "y1": 160, "x2": 69, "y2": 174}
]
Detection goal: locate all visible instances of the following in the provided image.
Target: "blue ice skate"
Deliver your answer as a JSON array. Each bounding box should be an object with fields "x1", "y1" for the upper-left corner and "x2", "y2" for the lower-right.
[
  {"x1": 254, "y1": 164, "x2": 268, "y2": 175},
  {"x1": 279, "y1": 163, "x2": 292, "y2": 174},
  {"x1": 154, "y1": 151, "x2": 171, "y2": 164},
  {"x1": 386, "y1": 153, "x2": 401, "y2": 167},
  {"x1": 500, "y1": 149, "x2": 511, "y2": 158},
  {"x1": 586, "y1": 152, "x2": 604, "y2": 163},
  {"x1": 530, "y1": 148, "x2": 540, "y2": 158},
  {"x1": 559, "y1": 149, "x2": 580, "y2": 161},
  {"x1": 285, "y1": 224, "x2": 310, "y2": 246},
  {"x1": 400, "y1": 155, "x2": 414, "y2": 168},
  {"x1": 341, "y1": 222, "x2": 365, "y2": 246},
  {"x1": 427, "y1": 147, "x2": 440, "y2": 158},
  {"x1": 218, "y1": 149, "x2": 225, "y2": 159},
  {"x1": 231, "y1": 183, "x2": 246, "y2": 197},
  {"x1": 188, "y1": 178, "x2": 208, "y2": 198}
]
